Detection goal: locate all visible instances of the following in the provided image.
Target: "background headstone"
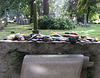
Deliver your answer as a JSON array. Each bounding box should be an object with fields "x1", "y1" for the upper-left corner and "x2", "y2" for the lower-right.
[
  {"x1": 27, "y1": 19, "x2": 30, "y2": 25},
  {"x1": 21, "y1": 20, "x2": 24, "y2": 25},
  {"x1": 5, "y1": 9, "x2": 8, "y2": 26},
  {"x1": 0, "y1": 20, "x2": 4, "y2": 30},
  {"x1": 73, "y1": 17, "x2": 77, "y2": 25},
  {"x1": 24, "y1": 20, "x2": 27, "y2": 25},
  {"x1": 98, "y1": 14, "x2": 100, "y2": 19},
  {"x1": 84, "y1": 14, "x2": 87, "y2": 24}
]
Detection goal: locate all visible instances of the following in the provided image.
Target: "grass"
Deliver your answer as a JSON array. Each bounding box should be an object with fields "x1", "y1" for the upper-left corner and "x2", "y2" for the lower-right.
[{"x1": 0, "y1": 24, "x2": 100, "y2": 41}]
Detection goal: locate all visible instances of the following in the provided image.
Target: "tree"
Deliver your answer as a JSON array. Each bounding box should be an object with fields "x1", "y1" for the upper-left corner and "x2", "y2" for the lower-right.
[
  {"x1": 30, "y1": 0, "x2": 35, "y2": 23},
  {"x1": 68, "y1": 0, "x2": 78, "y2": 16},
  {"x1": 0, "y1": 0, "x2": 50, "y2": 23},
  {"x1": 0, "y1": 0, "x2": 16, "y2": 17},
  {"x1": 61, "y1": 0, "x2": 79, "y2": 18},
  {"x1": 96, "y1": 3, "x2": 100, "y2": 14},
  {"x1": 43, "y1": 0, "x2": 49, "y2": 16},
  {"x1": 77, "y1": 0, "x2": 100, "y2": 22}
]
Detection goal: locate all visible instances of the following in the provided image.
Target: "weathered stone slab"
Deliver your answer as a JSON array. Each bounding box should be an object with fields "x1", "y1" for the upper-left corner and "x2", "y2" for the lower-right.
[
  {"x1": 21, "y1": 55, "x2": 84, "y2": 78},
  {"x1": 0, "y1": 20, "x2": 4, "y2": 30}
]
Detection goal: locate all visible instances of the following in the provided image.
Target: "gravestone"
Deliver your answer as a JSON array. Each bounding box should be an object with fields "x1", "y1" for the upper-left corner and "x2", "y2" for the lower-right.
[
  {"x1": 86, "y1": 24, "x2": 90, "y2": 27},
  {"x1": 0, "y1": 20, "x2": 4, "y2": 30},
  {"x1": 83, "y1": 14, "x2": 90, "y2": 27},
  {"x1": 18, "y1": 20, "x2": 21, "y2": 25},
  {"x1": 73, "y1": 17, "x2": 77, "y2": 25},
  {"x1": 84, "y1": 14, "x2": 87, "y2": 24},
  {"x1": 16, "y1": 20, "x2": 19, "y2": 24},
  {"x1": 27, "y1": 19, "x2": 30, "y2": 25},
  {"x1": 21, "y1": 55, "x2": 93, "y2": 78},
  {"x1": 5, "y1": 9, "x2": 8, "y2": 26},
  {"x1": 98, "y1": 14, "x2": 100, "y2": 19},
  {"x1": 21, "y1": 55, "x2": 84, "y2": 78},
  {"x1": 24, "y1": 20, "x2": 27, "y2": 25},
  {"x1": 21, "y1": 20, "x2": 24, "y2": 25}
]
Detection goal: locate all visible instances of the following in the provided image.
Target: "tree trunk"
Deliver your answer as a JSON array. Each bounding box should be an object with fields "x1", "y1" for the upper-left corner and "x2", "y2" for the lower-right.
[
  {"x1": 17, "y1": 8, "x2": 20, "y2": 24},
  {"x1": 43, "y1": 0, "x2": 49, "y2": 16},
  {"x1": 37, "y1": 5, "x2": 41, "y2": 16},
  {"x1": 87, "y1": 6, "x2": 91, "y2": 23},
  {"x1": 5, "y1": 9, "x2": 8, "y2": 26},
  {"x1": 30, "y1": 0, "x2": 35, "y2": 23}
]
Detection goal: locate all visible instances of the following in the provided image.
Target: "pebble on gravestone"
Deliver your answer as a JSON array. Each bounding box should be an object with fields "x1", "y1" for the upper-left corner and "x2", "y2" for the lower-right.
[{"x1": 4, "y1": 36, "x2": 12, "y2": 40}]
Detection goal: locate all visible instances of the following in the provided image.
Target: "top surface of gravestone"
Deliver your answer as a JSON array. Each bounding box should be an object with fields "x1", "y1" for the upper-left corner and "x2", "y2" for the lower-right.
[{"x1": 21, "y1": 55, "x2": 84, "y2": 78}]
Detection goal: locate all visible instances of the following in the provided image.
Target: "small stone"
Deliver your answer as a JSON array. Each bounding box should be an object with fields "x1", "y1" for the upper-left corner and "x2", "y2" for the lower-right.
[
  {"x1": 86, "y1": 24, "x2": 90, "y2": 27},
  {"x1": 11, "y1": 30, "x2": 15, "y2": 34},
  {"x1": 81, "y1": 24, "x2": 85, "y2": 27},
  {"x1": 15, "y1": 33, "x2": 25, "y2": 41},
  {"x1": 4, "y1": 36, "x2": 12, "y2": 40}
]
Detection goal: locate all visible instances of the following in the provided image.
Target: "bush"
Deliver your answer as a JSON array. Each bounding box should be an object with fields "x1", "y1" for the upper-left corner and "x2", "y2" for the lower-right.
[
  {"x1": 65, "y1": 18, "x2": 76, "y2": 29},
  {"x1": 38, "y1": 16, "x2": 75, "y2": 30},
  {"x1": 38, "y1": 16, "x2": 55, "y2": 29}
]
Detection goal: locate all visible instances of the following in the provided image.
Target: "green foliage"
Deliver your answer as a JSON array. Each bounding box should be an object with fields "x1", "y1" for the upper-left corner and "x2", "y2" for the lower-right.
[
  {"x1": 65, "y1": 18, "x2": 76, "y2": 29},
  {"x1": 96, "y1": 3, "x2": 100, "y2": 16},
  {"x1": 76, "y1": 0, "x2": 99, "y2": 22},
  {"x1": 38, "y1": 16, "x2": 55, "y2": 29},
  {"x1": 38, "y1": 16, "x2": 75, "y2": 30},
  {"x1": 30, "y1": 23, "x2": 34, "y2": 29},
  {"x1": 61, "y1": 0, "x2": 78, "y2": 17},
  {"x1": 55, "y1": 17, "x2": 67, "y2": 30}
]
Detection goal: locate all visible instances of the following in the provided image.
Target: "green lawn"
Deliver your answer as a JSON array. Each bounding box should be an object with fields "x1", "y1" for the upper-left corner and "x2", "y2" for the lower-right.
[{"x1": 0, "y1": 24, "x2": 100, "y2": 41}]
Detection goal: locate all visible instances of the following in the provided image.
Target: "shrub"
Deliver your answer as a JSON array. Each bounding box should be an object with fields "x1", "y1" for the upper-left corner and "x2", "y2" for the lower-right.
[
  {"x1": 65, "y1": 18, "x2": 76, "y2": 29},
  {"x1": 38, "y1": 16, "x2": 55, "y2": 29},
  {"x1": 38, "y1": 16, "x2": 75, "y2": 30},
  {"x1": 55, "y1": 17, "x2": 68, "y2": 30}
]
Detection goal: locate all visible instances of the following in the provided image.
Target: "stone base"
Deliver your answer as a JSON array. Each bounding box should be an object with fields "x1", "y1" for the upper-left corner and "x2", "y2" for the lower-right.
[
  {"x1": 0, "y1": 26, "x2": 4, "y2": 30},
  {"x1": 33, "y1": 29, "x2": 39, "y2": 34}
]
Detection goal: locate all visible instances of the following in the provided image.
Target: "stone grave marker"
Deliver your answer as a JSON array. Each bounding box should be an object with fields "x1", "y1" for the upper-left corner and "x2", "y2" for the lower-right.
[
  {"x1": 21, "y1": 20, "x2": 23, "y2": 25},
  {"x1": 86, "y1": 24, "x2": 90, "y2": 27},
  {"x1": 73, "y1": 17, "x2": 77, "y2": 25},
  {"x1": 0, "y1": 20, "x2": 4, "y2": 30},
  {"x1": 5, "y1": 9, "x2": 8, "y2": 26},
  {"x1": 84, "y1": 14, "x2": 87, "y2": 24},
  {"x1": 27, "y1": 19, "x2": 30, "y2": 25},
  {"x1": 24, "y1": 20, "x2": 27, "y2": 25}
]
